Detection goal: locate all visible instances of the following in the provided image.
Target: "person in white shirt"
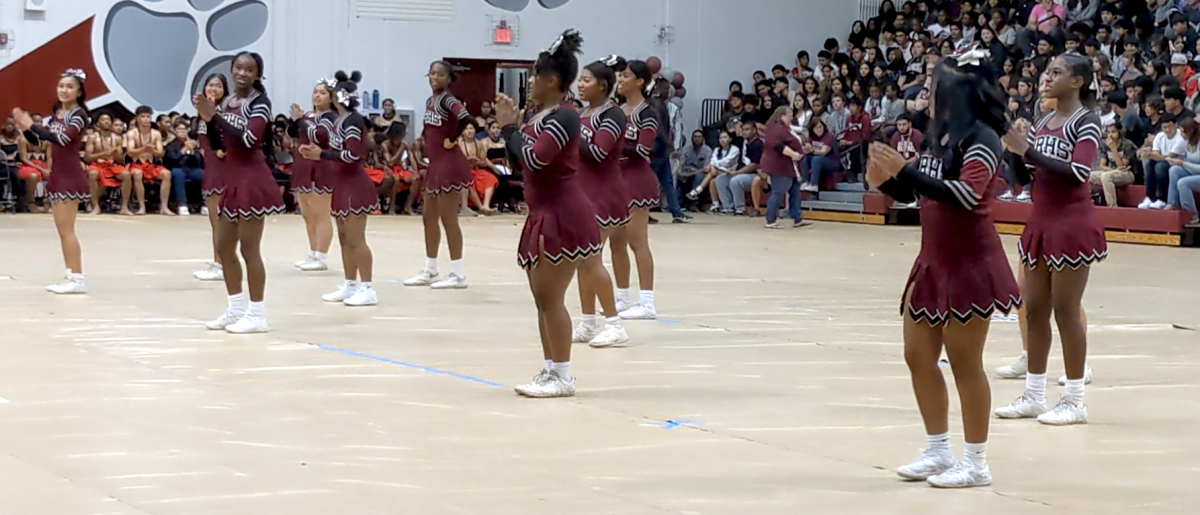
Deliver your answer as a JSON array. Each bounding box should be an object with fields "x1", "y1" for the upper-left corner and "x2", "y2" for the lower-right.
[
  {"x1": 927, "y1": 8, "x2": 952, "y2": 40},
  {"x1": 686, "y1": 129, "x2": 742, "y2": 211},
  {"x1": 1138, "y1": 113, "x2": 1187, "y2": 209}
]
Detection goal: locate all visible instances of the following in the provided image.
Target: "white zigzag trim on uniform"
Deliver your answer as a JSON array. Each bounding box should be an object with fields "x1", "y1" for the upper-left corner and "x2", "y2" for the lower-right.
[
  {"x1": 597, "y1": 214, "x2": 630, "y2": 228},
  {"x1": 332, "y1": 201, "x2": 381, "y2": 220},
  {"x1": 48, "y1": 191, "x2": 90, "y2": 203},
  {"x1": 1017, "y1": 241, "x2": 1108, "y2": 271},
  {"x1": 518, "y1": 242, "x2": 604, "y2": 270},
  {"x1": 424, "y1": 180, "x2": 472, "y2": 197},
  {"x1": 629, "y1": 197, "x2": 657, "y2": 209},
  {"x1": 904, "y1": 294, "x2": 1023, "y2": 326},
  {"x1": 201, "y1": 187, "x2": 225, "y2": 199},
  {"x1": 293, "y1": 184, "x2": 333, "y2": 195},
  {"x1": 219, "y1": 204, "x2": 287, "y2": 220}
]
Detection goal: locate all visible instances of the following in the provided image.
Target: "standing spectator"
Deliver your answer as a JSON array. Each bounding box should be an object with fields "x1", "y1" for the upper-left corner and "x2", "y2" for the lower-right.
[
  {"x1": 1167, "y1": 118, "x2": 1200, "y2": 210},
  {"x1": 1139, "y1": 112, "x2": 1185, "y2": 209},
  {"x1": 676, "y1": 130, "x2": 711, "y2": 210},
  {"x1": 761, "y1": 107, "x2": 812, "y2": 229},
  {"x1": 1089, "y1": 121, "x2": 1138, "y2": 207},
  {"x1": 840, "y1": 97, "x2": 874, "y2": 180}
]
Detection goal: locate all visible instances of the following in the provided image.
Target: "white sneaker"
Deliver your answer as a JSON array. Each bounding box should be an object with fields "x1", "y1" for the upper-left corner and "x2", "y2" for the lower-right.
[
  {"x1": 994, "y1": 392, "x2": 1048, "y2": 419},
  {"x1": 205, "y1": 310, "x2": 244, "y2": 330},
  {"x1": 193, "y1": 262, "x2": 223, "y2": 281},
  {"x1": 523, "y1": 371, "x2": 576, "y2": 398},
  {"x1": 615, "y1": 298, "x2": 633, "y2": 313},
  {"x1": 200, "y1": 206, "x2": 209, "y2": 216},
  {"x1": 178, "y1": 206, "x2": 190, "y2": 216},
  {"x1": 46, "y1": 276, "x2": 87, "y2": 294},
  {"x1": 997, "y1": 190, "x2": 1015, "y2": 201},
  {"x1": 299, "y1": 258, "x2": 328, "y2": 272},
  {"x1": 1057, "y1": 363, "x2": 1093, "y2": 386},
  {"x1": 403, "y1": 270, "x2": 440, "y2": 287},
  {"x1": 1138, "y1": 197, "x2": 1153, "y2": 209},
  {"x1": 295, "y1": 256, "x2": 315, "y2": 269},
  {"x1": 1150, "y1": 200, "x2": 1167, "y2": 210},
  {"x1": 343, "y1": 286, "x2": 378, "y2": 307},
  {"x1": 995, "y1": 352, "x2": 1028, "y2": 379},
  {"x1": 572, "y1": 320, "x2": 601, "y2": 343},
  {"x1": 589, "y1": 324, "x2": 630, "y2": 348},
  {"x1": 430, "y1": 273, "x2": 468, "y2": 290},
  {"x1": 1037, "y1": 397, "x2": 1088, "y2": 426},
  {"x1": 801, "y1": 182, "x2": 819, "y2": 193},
  {"x1": 1015, "y1": 191, "x2": 1031, "y2": 202},
  {"x1": 322, "y1": 281, "x2": 359, "y2": 303},
  {"x1": 896, "y1": 449, "x2": 955, "y2": 481},
  {"x1": 619, "y1": 303, "x2": 656, "y2": 320},
  {"x1": 514, "y1": 369, "x2": 552, "y2": 396},
  {"x1": 927, "y1": 457, "x2": 992, "y2": 488},
  {"x1": 225, "y1": 315, "x2": 268, "y2": 334}
]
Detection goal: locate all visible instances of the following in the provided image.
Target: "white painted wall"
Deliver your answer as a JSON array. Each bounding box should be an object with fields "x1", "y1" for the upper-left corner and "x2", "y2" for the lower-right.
[{"x1": 0, "y1": 0, "x2": 858, "y2": 130}]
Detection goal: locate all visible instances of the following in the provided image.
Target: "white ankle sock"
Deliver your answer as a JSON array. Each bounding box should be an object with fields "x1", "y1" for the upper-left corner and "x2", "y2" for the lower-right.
[
  {"x1": 425, "y1": 257, "x2": 438, "y2": 273},
  {"x1": 639, "y1": 290, "x2": 654, "y2": 307},
  {"x1": 228, "y1": 293, "x2": 247, "y2": 313},
  {"x1": 551, "y1": 361, "x2": 571, "y2": 380},
  {"x1": 450, "y1": 259, "x2": 464, "y2": 277},
  {"x1": 605, "y1": 316, "x2": 622, "y2": 327},
  {"x1": 314, "y1": 251, "x2": 327, "y2": 261},
  {"x1": 1064, "y1": 378, "x2": 1085, "y2": 404},
  {"x1": 544, "y1": 359, "x2": 553, "y2": 372},
  {"x1": 1026, "y1": 373, "x2": 1047, "y2": 402},
  {"x1": 964, "y1": 441, "x2": 987, "y2": 468},
  {"x1": 247, "y1": 301, "x2": 265, "y2": 318},
  {"x1": 346, "y1": 279, "x2": 359, "y2": 289},
  {"x1": 926, "y1": 432, "x2": 951, "y2": 454},
  {"x1": 581, "y1": 314, "x2": 597, "y2": 327},
  {"x1": 358, "y1": 282, "x2": 372, "y2": 290},
  {"x1": 616, "y1": 288, "x2": 630, "y2": 303}
]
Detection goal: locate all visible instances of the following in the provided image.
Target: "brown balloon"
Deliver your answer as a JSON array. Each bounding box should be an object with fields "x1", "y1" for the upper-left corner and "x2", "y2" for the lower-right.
[{"x1": 646, "y1": 56, "x2": 662, "y2": 76}]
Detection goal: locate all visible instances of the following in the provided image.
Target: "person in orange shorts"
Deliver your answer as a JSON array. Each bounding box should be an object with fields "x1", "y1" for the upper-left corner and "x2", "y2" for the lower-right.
[
  {"x1": 381, "y1": 123, "x2": 421, "y2": 214},
  {"x1": 362, "y1": 131, "x2": 388, "y2": 214},
  {"x1": 84, "y1": 112, "x2": 127, "y2": 214},
  {"x1": 457, "y1": 121, "x2": 498, "y2": 215},
  {"x1": 15, "y1": 117, "x2": 50, "y2": 212},
  {"x1": 125, "y1": 105, "x2": 171, "y2": 215}
]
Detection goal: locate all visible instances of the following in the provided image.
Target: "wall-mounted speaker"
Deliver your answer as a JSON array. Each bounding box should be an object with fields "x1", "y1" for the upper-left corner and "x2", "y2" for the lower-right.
[{"x1": 25, "y1": 0, "x2": 48, "y2": 12}]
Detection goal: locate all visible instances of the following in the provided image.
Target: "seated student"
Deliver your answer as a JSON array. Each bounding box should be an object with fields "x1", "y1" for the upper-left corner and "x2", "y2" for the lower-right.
[
  {"x1": 480, "y1": 119, "x2": 522, "y2": 211},
  {"x1": 362, "y1": 131, "x2": 391, "y2": 215},
  {"x1": 1167, "y1": 118, "x2": 1200, "y2": 214},
  {"x1": 125, "y1": 106, "x2": 170, "y2": 215},
  {"x1": 714, "y1": 121, "x2": 763, "y2": 215},
  {"x1": 381, "y1": 123, "x2": 420, "y2": 214},
  {"x1": 456, "y1": 121, "x2": 497, "y2": 215},
  {"x1": 5, "y1": 116, "x2": 39, "y2": 213},
  {"x1": 687, "y1": 129, "x2": 741, "y2": 210},
  {"x1": 18, "y1": 115, "x2": 54, "y2": 213},
  {"x1": 166, "y1": 120, "x2": 204, "y2": 216},
  {"x1": 1138, "y1": 112, "x2": 1186, "y2": 209},
  {"x1": 156, "y1": 114, "x2": 176, "y2": 146},
  {"x1": 799, "y1": 117, "x2": 842, "y2": 192},
  {"x1": 676, "y1": 130, "x2": 712, "y2": 210},
  {"x1": 1089, "y1": 121, "x2": 1138, "y2": 207},
  {"x1": 85, "y1": 113, "x2": 128, "y2": 214}
]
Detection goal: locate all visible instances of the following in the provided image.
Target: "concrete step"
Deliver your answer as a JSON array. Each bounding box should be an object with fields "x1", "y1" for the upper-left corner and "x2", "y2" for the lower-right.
[
  {"x1": 834, "y1": 182, "x2": 866, "y2": 192},
  {"x1": 804, "y1": 200, "x2": 865, "y2": 213},
  {"x1": 818, "y1": 191, "x2": 865, "y2": 203}
]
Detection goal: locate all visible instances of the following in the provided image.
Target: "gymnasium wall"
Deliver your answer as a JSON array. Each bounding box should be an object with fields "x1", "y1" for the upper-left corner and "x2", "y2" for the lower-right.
[{"x1": 0, "y1": 0, "x2": 857, "y2": 126}]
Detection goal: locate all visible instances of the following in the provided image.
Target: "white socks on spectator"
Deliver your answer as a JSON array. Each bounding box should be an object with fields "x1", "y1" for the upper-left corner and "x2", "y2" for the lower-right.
[
  {"x1": 551, "y1": 361, "x2": 571, "y2": 381},
  {"x1": 450, "y1": 259, "x2": 465, "y2": 277},
  {"x1": 927, "y1": 432, "x2": 951, "y2": 455},
  {"x1": 228, "y1": 293, "x2": 247, "y2": 315},
  {"x1": 640, "y1": 290, "x2": 655, "y2": 308},
  {"x1": 964, "y1": 441, "x2": 987, "y2": 469},
  {"x1": 1065, "y1": 378, "x2": 1085, "y2": 404},
  {"x1": 425, "y1": 257, "x2": 438, "y2": 274},
  {"x1": 247, "y1": 301, "x2": 265, "y2": 318},
  {"x1": 1026, "y1": 373, "x2": 1047, "y2": 403}
]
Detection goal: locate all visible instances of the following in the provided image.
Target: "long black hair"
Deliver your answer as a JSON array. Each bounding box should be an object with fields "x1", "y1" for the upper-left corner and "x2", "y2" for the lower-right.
[
  {"x1": 533, "y1": 29, "x2": 583, "y2": 93},
  {"x1": 1057, "y1": 53, "x2": 1098, "y2": 109},
  {"x1": 53, "y1": 70, "x2": 89, "y2": 122},
  {"x1": 333, "y1": 70, "x2": 363, "y2": 110},
  {"x1": 624, "y1": 60, "x2": 654, "y2": 98},
  {"x1": 231, "y1": 51, "x2": 274, "y2": 166},
  {"x1": 927, "y1": 50, "x2": 1006, "y2": 154},
  {"x1": 430, "y1": 60, "x2": 457, "y2": 83},
  {"x1": 204, "y1": 72, "x2": 229, "y2": 102},
  {"x1": 584, "y1": 55, "x2": 625, "y2": 97}
]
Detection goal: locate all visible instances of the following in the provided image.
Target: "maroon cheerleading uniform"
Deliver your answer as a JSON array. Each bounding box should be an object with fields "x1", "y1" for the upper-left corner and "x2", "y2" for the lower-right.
[
  {"x1": 322, "y1": 111, "x2": 378, "y2": 218},
  {"x1": 878, "y1": 126, "x2": 1021, "y2": 325},
  {"x1": 578, "y1": 100, "x2": 631, "y2": 227},
  {"x1": 1015, "y1": 108, "x2": 1107, "y2": 270},
  {"x1": 210, "y1": 90, "x2": 285, "y2": 219},
  {"x1": 422, "y1": 92, "x2": 473, "y2": 196},
  {"x1": 620, "y1": 101, "x2": 660, "y2": 208},
  {"x1": 290, "y1": 110, "x2": 338, "y2": 194},
  {"x1": 503, "y1": 102, "x2": 602, "y2": 270},
  {"x1": 30, "y1": 107, "x2": 88, "y2": 202},
  {"x1": 197, "y1": 119, "x2": 224, "y2": 198}
]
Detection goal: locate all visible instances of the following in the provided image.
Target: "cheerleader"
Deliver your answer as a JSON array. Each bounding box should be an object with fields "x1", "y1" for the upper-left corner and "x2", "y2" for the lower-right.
[
  {"x1": 867, "y1": 46, "x2": 1019, "y2": 488},
  {"x1": 299, "y1": 71, "x2": 379, "y2": 307},
  {"x1": 403, "y1": 61, "x2": 473, "y2": 290},
  {"x1": 495, "y1": 29, "x2": 601, "y2": 398},
  {"x1": 570, "y1": 55, "x2": 632, "y2": 348},
  {"x1": 193, "y1": 52, "x2": 285, "y2": 334},
  {"x1": 995, "y1": 54, "x2": 1104, "y2": 426},
  {"x1": 289, "y1": 78, "x2": 340, "y2": 272},
  {"x1": 610, "y1": 60, "x2": 661, "y2": 320},
  {"x1": 12, "y1": 68, "x2": 91, "y2": 294},
  {"x1": 194, "y1": 73, "x2": 229, "y2": 281}
]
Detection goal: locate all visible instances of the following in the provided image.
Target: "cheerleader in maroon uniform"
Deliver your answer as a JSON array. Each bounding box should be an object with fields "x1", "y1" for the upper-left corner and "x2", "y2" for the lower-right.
[
  {"x1": 570, "y1": 55, "x2": 631, "y2": 348},
  {"x1": 995, "y1": 54, "x2": 1104, "y2": 426},
  {"x1": 299, "y1": 71, "x2": 379, "y2": 307},
  {"x1": 610, "y1": 60, "x2": 660, "y2": 320},
  {"x1": 495, "y1": 30, "x2": 601, "y2": 398},
  {"x1": 194, "y1": 73, "x2": 229, "y2": 282},
  {"x1": 13, "y1": 68, "x2": 90, "y2": 294},
  {"x1": 193, "y1": 52, "x2": 285, "y2": 334},
  {"x1": 867, "y1": 46, "x2": 1019, "y2": 488},
  {"x1": 288, "y1": 78, "x2": 339, "y2": 273},
  {"x1": 403, "y1": 61, "x2": 473, "y2": 290}
]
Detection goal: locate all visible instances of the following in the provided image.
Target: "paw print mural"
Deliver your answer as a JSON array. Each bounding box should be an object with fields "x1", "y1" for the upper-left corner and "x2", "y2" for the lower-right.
[
  {"x1": 96, "y1": 0, "x2": 269, "y2": 111},
  {"x1": 484, "y1": 0, "x2": 573, "y2": 12}
]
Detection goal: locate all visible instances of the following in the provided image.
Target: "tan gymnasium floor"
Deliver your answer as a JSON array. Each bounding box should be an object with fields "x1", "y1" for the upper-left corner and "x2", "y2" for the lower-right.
[{"x1": 0, "y1": 212, "x2": 1198, "y2": 515}]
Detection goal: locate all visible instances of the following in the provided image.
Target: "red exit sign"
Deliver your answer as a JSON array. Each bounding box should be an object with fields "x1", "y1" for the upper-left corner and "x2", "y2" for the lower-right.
[{"x1": 493, "y1": 21, "x2": 512, "y2": 45}]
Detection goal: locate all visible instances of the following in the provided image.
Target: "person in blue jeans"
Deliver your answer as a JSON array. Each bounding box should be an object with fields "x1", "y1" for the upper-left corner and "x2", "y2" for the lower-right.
[
  {"x1": 801, "y1": 117, "x2": 842, "y2": 190},
  {"x1": 761, "y1": 106, "x2": 814, "y2": 228},
  {"x1": 165, "y1": 120, "x2": 204, "y2": 215}
]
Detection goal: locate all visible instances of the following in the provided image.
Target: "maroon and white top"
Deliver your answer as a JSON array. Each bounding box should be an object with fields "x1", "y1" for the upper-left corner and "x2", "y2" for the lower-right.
[
  {"x1": 32, "y1": 107, "x2": 89, "y2": 202},
  {"x1": 321, "y1": 111, "x2": 378, "y2": 218},
  {"x1": 620, "y1": 101, "x2": 660, "y2": 208},
  {"x1": 211, "y1": 90, "x2": 286, "y2": 219},
  {"x1": 578, "y1": 101, "x2": 631, "y2": 227},
  {"x1": 422, "y1": 91, "x2": 473, "y2": 195}
]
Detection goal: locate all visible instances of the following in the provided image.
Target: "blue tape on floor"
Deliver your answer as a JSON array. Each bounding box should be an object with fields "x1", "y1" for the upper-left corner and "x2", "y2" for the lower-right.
[
  {"x1": 655, "y1": 318, "x2": 680, "y2": 324},
  {"x1": 317, "y1": 345, "x2": 504, "y2": 387},
  {"x1": 641, "y1": 418, "x2": 704, "y2": 429}
]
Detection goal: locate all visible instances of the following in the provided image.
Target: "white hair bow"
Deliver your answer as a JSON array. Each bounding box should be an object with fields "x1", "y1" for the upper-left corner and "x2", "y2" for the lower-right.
[
  {"x1": 336, "y1": 89, "x2": 359, "y2": 106},
  {"x1": 600, "y1": 54, "x2": 621, "y2": 67},
  {"x1": 548, "y1": 33, "x2": 565, "y2": 55},
  {"x1": 951, "y1": 44, "x2": 990, "y2": 68},
  {"x1": 319, "y1": 77, "x2": 338, "y2": 89},
  {"x1": 62, "y1": 68, "x2": 87, "y2": 81}
]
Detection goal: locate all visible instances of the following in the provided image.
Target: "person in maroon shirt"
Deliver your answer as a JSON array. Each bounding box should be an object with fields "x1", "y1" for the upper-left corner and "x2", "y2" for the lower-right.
[
  {"x1": 890, "y1": 113, "x2": 925, "y2": 162},
  {"x1": 495, "y1": 30, "x2": 601, "y2": 398},
  {"x1": 13, "y1": 68, "x2": 90, "y2": 294},
  {"x1": 840, "y1": 97, "x2": 874, "y2": 181},
  {"x1": 761, "y1": 107, "x2": 812, "y2": 228}
]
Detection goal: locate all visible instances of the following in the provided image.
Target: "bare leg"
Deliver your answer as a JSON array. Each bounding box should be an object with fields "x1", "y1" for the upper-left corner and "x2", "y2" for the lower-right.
[
  {"x1": 529, "y1": 252, "x2": 578, "y2": 364},
  {"x1": 158, "y1": 176, "x2": 175, "y2": 215},
  {"x1": 903, "y1": 300, "x2": 949, "y2": 437},
  {"x1": 52, "y1": 200, "x2": 83, "y2": 273},
  {"x1": 216, "y1": 216, "x2": 242, "y2": 295},
  {"x1": 132, "y1": 170, "x2": 146, "y2": 215},
  {"x1": 206, "y1": 194, "x2": 223, "y2": 265},
  {"x1": 238, "y1": 217, "x2": 267, "y2": 302},
  {"x1": 439, "y1": 189, "x2": 465, "y2": 261},
  {"x1": 311, "y1": 193, "x2": 333, "y2": 254},
  {"x1": 1024, "y1": 264, "x2": 1055, "y2": 376},
  {"x1": 609, "y1": 224, "x2": 631, "y2": 289},
  {"x1": 943, "y1": 317, "x2": 992, "y2": 444},
  {"x1": 626, "y1": 207, "x2": 654, "y2": 291},
  {"x1": 343, "y1": 214, "x2": 373, "y2": 282},
  {"x1": 1051, "y1": 267, "x2": 1091, "y2": 380},
  {"x1": 118, "y1": 171, "x2": 134, "y2": 216},
  {"x1": 86, "y1": 170, "x2": 101, "y2": 214},
  {"x1": 422, "y1": 193, "x2": 441, "y2": 259},
  {"x1": 336, "y1": 216, "x2": 356, "y2": 282}
]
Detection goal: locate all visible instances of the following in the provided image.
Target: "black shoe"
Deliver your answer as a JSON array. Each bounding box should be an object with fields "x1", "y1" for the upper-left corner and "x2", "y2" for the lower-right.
[
  {"x1": 672, "y1": 215, "x2": 692, "y2": 224},
  {"x1": 648, "y1": 216, "x2": 659, "y2": 224}
]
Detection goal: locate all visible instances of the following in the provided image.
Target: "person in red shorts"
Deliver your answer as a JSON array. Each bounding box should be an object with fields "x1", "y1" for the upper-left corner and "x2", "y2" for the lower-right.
[
  {"x1": 84, "y1": 112, "x2": 127, "y2": 214},
  {"x1": 381, "y1": 123, "x2": 420, "y2": 214},
  {"x1": 124, "y1": 106, "x2": 171, "y2": 215},
  {"x1": 16, "y1": 118, "x2": 51, "y2": 213}
]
